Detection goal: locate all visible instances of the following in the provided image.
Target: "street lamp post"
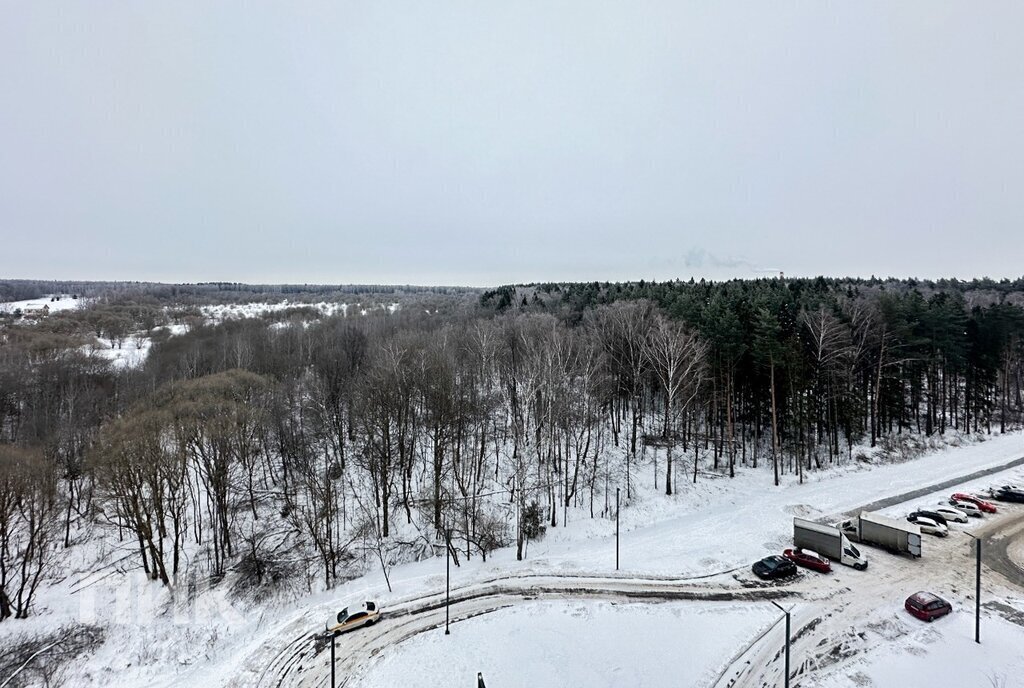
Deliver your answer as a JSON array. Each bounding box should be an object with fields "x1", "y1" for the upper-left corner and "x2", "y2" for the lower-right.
[
  {"x1": 445, "y1": 526, "x2": 451, "y2": 635},
  {"x1": 966, "y1": 531, "x2": 982, "y2": 644},
  {"x1": 975, "y1": 536, "x2": 981, "y2": 644},
  {"x1": 615, "y1": 487, "x2": 620, "y2": 571},
  {"x1": 330, "y1": 630, "x2": 338, "y2": 688},
  {"x1": 316, "y1": 628, "x2": 340, "y2": 688},
  {"x1": 770, "y1": 600, "x2": 790, "y2": 688}
]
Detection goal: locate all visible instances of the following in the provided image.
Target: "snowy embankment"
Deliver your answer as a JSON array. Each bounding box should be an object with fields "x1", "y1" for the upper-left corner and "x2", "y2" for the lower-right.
[
  {"x1": 435, "y1": 433, "x2": 1024, "y2": 582},
  {"x1": 815, "y1": 610, "x2": 1024, "y2": 688}
]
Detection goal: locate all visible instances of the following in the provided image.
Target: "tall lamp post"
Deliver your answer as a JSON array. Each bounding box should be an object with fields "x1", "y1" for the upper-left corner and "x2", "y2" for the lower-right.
[
  {"x1": 973, "y1": 535, "x2": 981, "y2": 644},
  {"x1": 316, "y1": 628, "x2": 340, "y2": 688},
  {"x1": 770, "y1": 600, "x2": 791, "y2": 688},
  {"x1": 445, "y1": 526, "x2": 451, "y2": 635},
  {"x1": 615, "y1": 487, "x2": 620, "y2": 571},
  {"x1": 330, "y1": 630, "x2": 338, "y2": 688}
]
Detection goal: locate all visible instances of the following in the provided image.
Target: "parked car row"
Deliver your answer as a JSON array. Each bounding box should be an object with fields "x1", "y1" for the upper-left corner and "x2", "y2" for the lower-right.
[
  {"x1": 902, "y1": 491, "x2": 1008, "y2": 536},
  {"x1": 908, "y1": 507, "x2": 957, "y2": 526},
  {"x1": 760, "y1": 478, "x2": 1024, "y2": 618},
  {"x1": 898, "y1": 487, "x2": 1018, "y2": 624},
  {"x1": 752, "y1": 544, "x2": 836, "y2": 580},
  {"x1": 950, "y1": 492, "x2": 997, "y2": 513}
]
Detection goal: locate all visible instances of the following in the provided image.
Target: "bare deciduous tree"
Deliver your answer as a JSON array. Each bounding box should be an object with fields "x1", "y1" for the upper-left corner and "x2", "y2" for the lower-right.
[{"x1": 642, "y1": 315, "x2": 708, "y2": 495}]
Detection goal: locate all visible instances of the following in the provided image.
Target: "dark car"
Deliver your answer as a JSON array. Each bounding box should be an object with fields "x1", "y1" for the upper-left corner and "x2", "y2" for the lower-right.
[
  {"x1": 783, "y1": 548, "x2": 831, "y2": 573},
  {"x1": 752, "y1": 555, "x2": 798, "y2": 580},
  {"x1": 908, "y1": 509, "x2": 948, "y2": 527},
  {"x1": 905, "y1": 591, "x2": 952, "y2": 622},
  {"x1": 991, "y1": 487, "x2": 1024, "y2": 503}
]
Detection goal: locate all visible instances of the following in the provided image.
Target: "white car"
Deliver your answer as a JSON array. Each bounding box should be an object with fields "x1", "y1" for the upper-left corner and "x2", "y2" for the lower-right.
[
  {"x1": 930, "y1": 505, "x2": 969, "y2": 523},
  {"x1": 328, "y1": 601, "x2": 381, "y2": 634},
  {"x1": 948, "y1": 499, "x2": 983, "y2": 518},
  {"x1": 908, "y1": 515, "x2": 948, "y2": 537}
]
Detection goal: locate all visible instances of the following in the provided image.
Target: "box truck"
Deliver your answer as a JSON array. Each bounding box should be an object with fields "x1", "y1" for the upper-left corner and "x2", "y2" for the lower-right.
[{"x1": 793, "y1": 518, "x2": 869, "y2": 570}]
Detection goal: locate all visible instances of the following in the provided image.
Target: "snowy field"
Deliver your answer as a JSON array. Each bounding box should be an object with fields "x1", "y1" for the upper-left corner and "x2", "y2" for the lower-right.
[
  {"x1": 0, "y1": 296, "x2": 405, "y2": 370},
  {"x1": 361, "y1": 600, "x2": 777, "y2": 688},
  {"x1": 200, "y1": 300, "x2": 399, "y2": 321},
  {"x1": 0, "y1": 294, "x2": 82, "y2": 314},
  {"x1": 84, "y1": 301, "x2": 401, "y2": 369},
  {"x1": 86, "y1": 336, "x2": 153, "y2": 369}
]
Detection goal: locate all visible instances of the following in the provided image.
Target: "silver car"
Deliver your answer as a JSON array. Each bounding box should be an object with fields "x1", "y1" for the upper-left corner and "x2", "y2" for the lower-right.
[
  {"x1": 929, "y1": 505, "x2": 969, "y2": 523},
  {"x1": 948, "y1": 499, "x2": 983, "y2": 518},
  {"x1": 907, "y1": 515, "x2": 948, "y2": 537}
]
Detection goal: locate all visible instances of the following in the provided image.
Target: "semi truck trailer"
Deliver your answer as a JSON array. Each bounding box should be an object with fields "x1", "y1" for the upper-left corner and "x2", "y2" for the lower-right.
[{"x1": 838, "y1": 511, "x2": 922, "y2": 557}]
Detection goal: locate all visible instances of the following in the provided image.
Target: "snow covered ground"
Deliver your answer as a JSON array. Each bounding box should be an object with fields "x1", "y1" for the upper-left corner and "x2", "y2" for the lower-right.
[
  {"x1": 81, "y1": 301, "x2": 402, "y2": 369},
  {"x1": 424, "y1": 433, "x2": 1024, "y2": 583},
  {"x1": 52, "y1": 299, "x2": 404, "y2": 371},
  {"x1": 200, "y1": 300, "x2": 399, "y2": 321},
  {"x1": 86, "y1": 336, "x2": 153, "y2": 369},
  {"x1": 5, "y1": 432, "x2": 1024, "y2": 688},
  {"x1": 362, "y1": 600, "x2": 776, "y2": 688},
  {"x1": 823, "y1": 610, "x2": 1024, "y2": 688},
  {"x1": 0, "y1": 294, "x2": 83, "y2": 314},
  {"x1": 219, "y1": 432, "x2": 1024, "y2": 688}
]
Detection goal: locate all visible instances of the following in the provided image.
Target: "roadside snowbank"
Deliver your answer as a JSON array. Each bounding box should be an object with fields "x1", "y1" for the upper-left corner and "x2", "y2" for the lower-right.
[{"x1": 822, "y1": 610, "x2": 1024, "y2": 688}]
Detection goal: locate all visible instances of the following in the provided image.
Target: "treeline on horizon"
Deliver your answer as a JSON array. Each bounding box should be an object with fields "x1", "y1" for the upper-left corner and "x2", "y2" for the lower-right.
[
  {"x1": 0, "y1": 273, "x2": 1023, "y2": 619},
  {"x1": 0, "y1": 278, "x2": 480, "y2": 305}
]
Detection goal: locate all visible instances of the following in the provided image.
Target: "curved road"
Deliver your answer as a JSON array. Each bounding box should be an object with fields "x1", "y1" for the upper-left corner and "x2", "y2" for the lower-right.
[{"x1": 975, "y1": 507, "x2": 1024, "y2": 585}]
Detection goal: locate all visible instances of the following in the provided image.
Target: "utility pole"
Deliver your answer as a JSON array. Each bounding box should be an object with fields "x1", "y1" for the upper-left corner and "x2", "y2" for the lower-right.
[
  {"x1": 975, "y1": 537, "x2": 981, "y2": 644},
  {"x1": 316, "y1": 628, "x2": 339, "y2": 688},
  {"x1": 770, "y1": 600, "x2": 790, "y2": 688},
  {"x1": 445, "y1": 526, "x2": 451, "y2": 635},
  {"x1": 330, "y1": 631, "x2": 337, "y2": 688},
  {"x1": 615, "y1": 487, "x2": 620, "y2": 571},
  {"x1": 477, "y1": 672, "x2": 487, "y2": 687}
]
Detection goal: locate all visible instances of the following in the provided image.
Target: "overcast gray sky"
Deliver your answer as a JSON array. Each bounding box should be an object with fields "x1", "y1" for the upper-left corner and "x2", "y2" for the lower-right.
[{"x1": 2, "y1": 2, "x2": 1022, "y2": 287}]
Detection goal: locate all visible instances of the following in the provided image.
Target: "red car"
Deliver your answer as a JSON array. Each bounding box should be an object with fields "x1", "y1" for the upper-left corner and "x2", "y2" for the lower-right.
[
  {"x1": 783, "y1": 548, "x2": 831, "y2": 573},
  {"x1": 905, "y1": 591, "x2": 952, "y2": 622},
  {"x1": 951, "y1": 492, "x2": 998, "y2": 513}
]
